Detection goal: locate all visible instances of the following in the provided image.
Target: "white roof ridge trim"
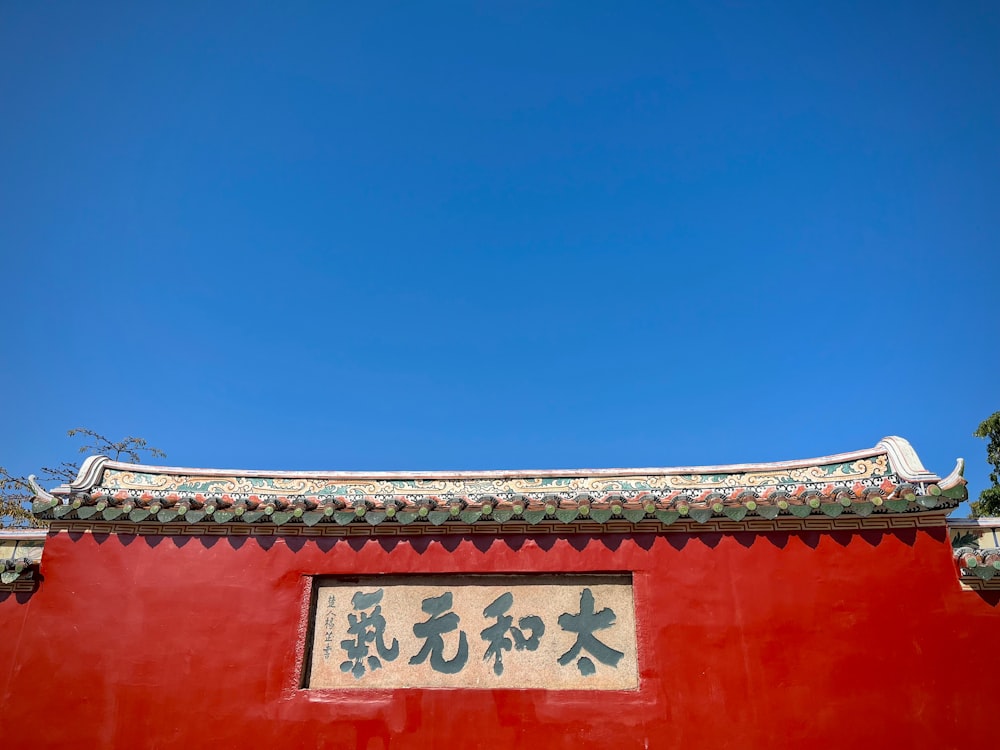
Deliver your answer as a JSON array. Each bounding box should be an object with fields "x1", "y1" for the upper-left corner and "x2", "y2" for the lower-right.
[{"x1": 47, "y1": 438, "x2": 945, "y2": 495}]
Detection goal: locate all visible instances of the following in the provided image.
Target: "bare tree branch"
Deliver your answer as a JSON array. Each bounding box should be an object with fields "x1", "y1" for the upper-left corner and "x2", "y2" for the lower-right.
[
  {"x1": 0, "y1": 466, "x2": 45, "y2": 528},
  {"x1": 2, "y1": 430, "x2": 167, "y2": 528},
  {"x1": 67, "y1": 428, "x2": 166, "y2": 464}
]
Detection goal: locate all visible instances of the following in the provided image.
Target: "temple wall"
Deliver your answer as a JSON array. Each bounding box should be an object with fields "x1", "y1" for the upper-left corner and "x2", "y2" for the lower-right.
[{"x1": 1, "y1": 524, "x2": 999, "y2": 748}]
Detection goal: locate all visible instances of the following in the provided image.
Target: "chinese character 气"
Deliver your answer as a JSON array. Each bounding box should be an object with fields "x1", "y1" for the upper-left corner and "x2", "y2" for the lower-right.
[
  {"x1": 557, "y1": 588, "x2": 624, "y2": 676},
  {"x1": 480, "y1": 592, "x2": 545, "y2": 676},
  {"x1": 409, "y1": 591, "x2": 468, "y2": 674},
  {"x1": 339, "y1": 589, "x2": 400, "y2": 679}
]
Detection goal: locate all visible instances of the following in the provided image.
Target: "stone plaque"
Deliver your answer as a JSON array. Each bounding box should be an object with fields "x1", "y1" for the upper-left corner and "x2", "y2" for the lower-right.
[{"x1": 306, "y1": 574, "x2": 637, "y2": 690}]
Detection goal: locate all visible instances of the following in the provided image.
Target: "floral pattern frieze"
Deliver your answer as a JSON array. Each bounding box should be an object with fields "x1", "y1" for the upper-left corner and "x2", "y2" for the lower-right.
[{"x1": 100, "y1": 456, "x2": 889, "y2": 498}]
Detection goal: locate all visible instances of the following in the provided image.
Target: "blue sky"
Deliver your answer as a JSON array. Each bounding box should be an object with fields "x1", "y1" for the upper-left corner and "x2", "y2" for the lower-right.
[{"x1": 1, "y1": 2, "x2": 997, "y2": 511}]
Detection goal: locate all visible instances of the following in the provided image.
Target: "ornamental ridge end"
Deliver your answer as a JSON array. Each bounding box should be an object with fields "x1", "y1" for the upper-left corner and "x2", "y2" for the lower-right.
[
  {"x1": 27, "y1": 475, "x2": 55, "y2": 504},
  {"x1": 51, "y1": 455, "x2": 110, "y2": 497},
  {"x1": 876, "y1": 436, "x2": 941, "y2": 483},
  {"x1": 939, "y1": 458, "x2": 966, "y2": 491}
]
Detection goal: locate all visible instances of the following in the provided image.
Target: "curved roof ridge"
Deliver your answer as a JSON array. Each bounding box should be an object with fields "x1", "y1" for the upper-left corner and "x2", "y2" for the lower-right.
[
  {"x1": 35, "y1": 437, "x2": 967, "y2": 530},
  {"x1": 51, "y1": 436, "x2": 940, "y2": 495}
]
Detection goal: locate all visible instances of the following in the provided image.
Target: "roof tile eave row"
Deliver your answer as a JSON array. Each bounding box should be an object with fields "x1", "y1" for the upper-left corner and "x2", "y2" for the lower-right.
[
  {"x1": 34, "y1": 485, "x2": 963, "y2": 527},
  {"x1": 955, "y1": 546, "x2": 1000, "y2": 582},
  {"x1": 0, "y1": 558, "x2": 38, "y2": 585}
]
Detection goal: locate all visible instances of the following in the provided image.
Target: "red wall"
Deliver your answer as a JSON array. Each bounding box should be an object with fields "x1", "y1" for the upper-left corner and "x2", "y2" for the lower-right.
[{"x1": 1, "y1": 526, "x2": 998, "y2": 749}]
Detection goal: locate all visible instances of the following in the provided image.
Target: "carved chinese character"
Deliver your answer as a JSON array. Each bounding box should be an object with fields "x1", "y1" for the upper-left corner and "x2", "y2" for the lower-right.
[
  {"x1": 557, "y1": 588, "x2": 624, "y2": 676},
  {"x1": 321, "y1": 596, "x2": 337, "y2": 661},
  {"x1": 480, "y1": 592, "x2": 545, "y2": 676},
  {"x1": 409, "y1": 591, "x2": 468, "y2": 674},
  {"x1": 339, "y1": 589, "x2": 400, "y2": 679}
]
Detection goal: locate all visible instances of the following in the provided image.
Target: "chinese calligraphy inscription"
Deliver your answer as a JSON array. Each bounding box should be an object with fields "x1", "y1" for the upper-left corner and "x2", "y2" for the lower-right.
[
  {"x1": 307, "y1": 575, "x2": 636, "y2": 690},
  {"x1": 339, "y1": 589, "x2": 399, "y2": 678},
  {"x1": 481, "y1": 592, "x2": 545, "y2": 676},
  {"x1": 409, "y1": 591, "x2": 469, "y2": 674}
]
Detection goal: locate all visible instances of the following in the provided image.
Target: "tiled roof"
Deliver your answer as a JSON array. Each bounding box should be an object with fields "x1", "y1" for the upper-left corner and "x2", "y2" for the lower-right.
[
  {"x1": 32, "y1": 437, "x2": 965, "y2": 531},
  {"x1": 955, "y1": 547, "x2": 1000, "y2": 582},
  {"x1": 0, "y1": 530, "x2": 44, "y2": 589}
]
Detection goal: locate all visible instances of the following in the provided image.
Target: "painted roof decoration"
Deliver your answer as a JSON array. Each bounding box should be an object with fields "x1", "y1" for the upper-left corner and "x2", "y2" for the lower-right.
[
  {"x1": 955, "y1": 546, "x2": 1000, "y2": 583},
  {"x1": 949, "y1": 518, "x2": 1000, "y2": 589},
  {"x1": 0, "y1": 530, "x2": 44, "y2": 590},
  {"x1": 30, "y1": 437, "x2": 965, "y2": 533}
]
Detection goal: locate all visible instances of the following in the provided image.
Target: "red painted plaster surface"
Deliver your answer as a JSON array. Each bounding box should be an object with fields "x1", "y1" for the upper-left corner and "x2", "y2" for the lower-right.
[{"x1": 1, "y1": 526, "x2": 998, "y2": 749}]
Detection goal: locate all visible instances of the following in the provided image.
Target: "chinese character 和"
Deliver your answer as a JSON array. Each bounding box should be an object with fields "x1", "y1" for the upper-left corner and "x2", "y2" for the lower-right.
[{"x1": 480, "y1": 591, "x2": 545, "y2": 676}]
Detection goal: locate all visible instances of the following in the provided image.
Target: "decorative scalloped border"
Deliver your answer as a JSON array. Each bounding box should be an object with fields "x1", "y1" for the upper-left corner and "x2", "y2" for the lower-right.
[{"x1": 46, "y1": 510, "x2": 951, "y2": 538}]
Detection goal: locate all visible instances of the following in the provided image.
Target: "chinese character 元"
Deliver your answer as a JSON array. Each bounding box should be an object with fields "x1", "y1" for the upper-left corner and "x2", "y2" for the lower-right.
[{"x1": 409, "y1": 591, "x2": 468, "y2": 674}]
